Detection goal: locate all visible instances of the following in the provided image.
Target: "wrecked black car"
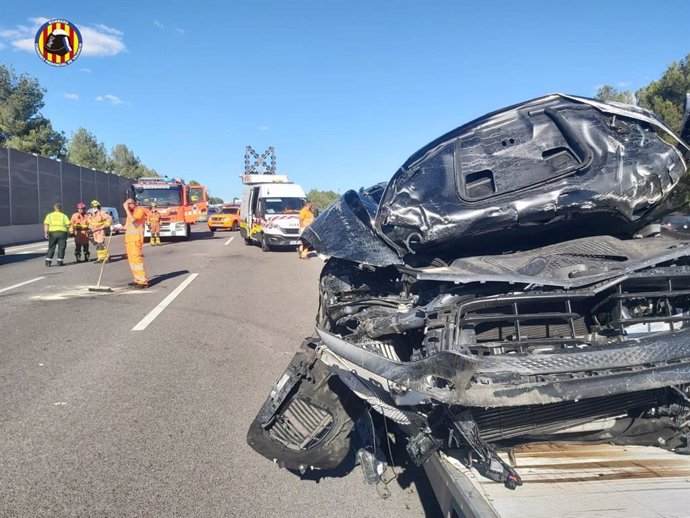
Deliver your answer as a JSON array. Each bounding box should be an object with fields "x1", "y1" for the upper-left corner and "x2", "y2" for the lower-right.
[{"x1": 247, "y1": 94, "x2": 690, "y2": 491}]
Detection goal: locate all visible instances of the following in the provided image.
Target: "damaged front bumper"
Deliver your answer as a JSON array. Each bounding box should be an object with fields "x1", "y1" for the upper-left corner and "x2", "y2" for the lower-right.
[{"x1": 247, "y1": 93, "x2": 690, "y2": 492}]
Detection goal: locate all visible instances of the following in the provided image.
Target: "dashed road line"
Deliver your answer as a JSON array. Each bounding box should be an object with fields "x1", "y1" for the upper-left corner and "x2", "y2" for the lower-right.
[
  {"x1": 132, "y1": 273, "x2": 199, "y2": 331},
  {"x1": 224, "y1": 237, "x2": 234, "y2": 246},
  {"x1": 19, "y1": 248, "x2": 47, "y2": 254},
  {"x1": 5, "y1": 243, "x2": 47, "y2": 252},
  {"x1": 0, "y1": 277, "x2": 45, "y2": 294}
]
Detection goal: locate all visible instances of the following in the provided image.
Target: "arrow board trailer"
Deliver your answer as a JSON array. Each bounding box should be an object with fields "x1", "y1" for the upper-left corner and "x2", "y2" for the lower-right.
[{"x1": 239, "y1": 177, "x2": 307, "y2": 251}]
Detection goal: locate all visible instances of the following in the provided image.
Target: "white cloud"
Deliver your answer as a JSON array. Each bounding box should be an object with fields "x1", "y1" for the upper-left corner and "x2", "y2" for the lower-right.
[
  {"x1": 92, "y1": 23, "x2": 122, "y2": 36},
  {"x1": 175, "y1": 27, "x2": 185, "y2": 34},
  {"x1": 258, "y1": 125, "x2": 270, "y2": 131},
  {"x1": 80, "y1": 67, "x2": 92, "y2": 73},
  {"x1": 3, "y1": 17, "x2": 126, "y2": 57},
  {"x1": 80, "y1": 23, "x2": 125, "y2": 56},
  {"x1": 154, "y1": 20, "x2": 164, "y2": 30},
  {"x1": 63, "y1": 93, "x2": 79, "y2": 101},
  {"x1": 95, "y1": 94, "x2": 125, "y2": 105},
  {"x1": 11, "y1": 38, "x2": 34, "y2": 52}
]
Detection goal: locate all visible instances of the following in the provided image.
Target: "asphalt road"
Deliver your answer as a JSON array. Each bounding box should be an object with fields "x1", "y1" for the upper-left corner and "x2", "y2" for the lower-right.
[{"x1": 0, "y1": 227, "x2": 439, "y2": 517}]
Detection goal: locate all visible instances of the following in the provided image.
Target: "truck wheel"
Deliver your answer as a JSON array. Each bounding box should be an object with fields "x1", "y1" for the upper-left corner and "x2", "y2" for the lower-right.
[
  {"x1": 185, "y1": 224, "x2": 191, "y2": 240},
  {"x1": 244, "y1": 237, "x2": 252, "y2": 246},
  {"x1": 210, "y1": 228, "x2": 216, "y2": 233},
  {"x1": 261, "y1": 234, "x2": 271, "y2": 252}
]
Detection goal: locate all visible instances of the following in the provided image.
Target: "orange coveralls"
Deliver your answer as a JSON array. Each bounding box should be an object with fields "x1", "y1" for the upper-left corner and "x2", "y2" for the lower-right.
[
  {"x1": 298, "y1": 206, "x2": 315, "y2": 259},
  {"x1": 88, "y1": 210, "x2": 112, "y2": 245},
  {"x1": 70, "y1": 212, "x2": 91, "y2": 260},
  {"x1": 147, "y1": 209, "x2": 162, "y2": 244},
  {"x1": 125, "y1": 207, "x2": 149, "y2": 286}
]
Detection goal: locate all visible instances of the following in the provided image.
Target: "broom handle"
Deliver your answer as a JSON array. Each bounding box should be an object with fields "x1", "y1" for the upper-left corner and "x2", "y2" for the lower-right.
[{"x1": 95, "y1": 230, "x2": 113, "y2": 287}]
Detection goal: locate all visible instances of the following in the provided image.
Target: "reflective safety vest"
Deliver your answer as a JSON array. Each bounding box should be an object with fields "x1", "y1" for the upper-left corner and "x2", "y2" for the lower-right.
[
  {"x1": 125, "y1": 207, "x2": 147, "y2": 244},
  {"x1": 148, "y1": 210, "x2": 161, "y2": 224},
  {"x1": 299, "y1": 207, "x2": 315, "y2": 229},
  {"x1": 70, "y1": 213, "x2": 90, "y2": 233},
  {"x1": 44, "y1": 211, "x2": 70, "y2": 232}
]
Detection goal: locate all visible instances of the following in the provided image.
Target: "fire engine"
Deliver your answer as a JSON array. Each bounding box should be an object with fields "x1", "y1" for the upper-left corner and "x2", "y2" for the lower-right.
[{"x1": 131, "y1": 177, "x2": 208, "y2": 240}]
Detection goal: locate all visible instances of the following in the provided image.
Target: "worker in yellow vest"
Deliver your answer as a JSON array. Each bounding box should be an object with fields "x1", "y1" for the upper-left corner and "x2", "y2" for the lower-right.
[{"x1": 43, "y1": 203, "x2": 70, "y2": 267}]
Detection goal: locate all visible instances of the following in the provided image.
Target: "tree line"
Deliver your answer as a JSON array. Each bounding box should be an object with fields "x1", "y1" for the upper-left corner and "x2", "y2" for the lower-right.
[
  {"x1": 0, "y1": 63, "x2": 157, "y2": 180},
  {"x1": 595, "y1": 53, "x2": 689, "y2": 135}
]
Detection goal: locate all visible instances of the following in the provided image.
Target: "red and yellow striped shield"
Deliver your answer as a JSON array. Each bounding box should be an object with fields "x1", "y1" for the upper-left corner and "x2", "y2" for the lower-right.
[{"x1": 34, "y1": 19, "x2": 83, "y2": 67}]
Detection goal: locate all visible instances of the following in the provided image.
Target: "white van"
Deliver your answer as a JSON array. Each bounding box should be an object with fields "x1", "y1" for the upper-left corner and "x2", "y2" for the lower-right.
[{"x1": 239, "y1": 174, "x2": 307, "y2": 251}]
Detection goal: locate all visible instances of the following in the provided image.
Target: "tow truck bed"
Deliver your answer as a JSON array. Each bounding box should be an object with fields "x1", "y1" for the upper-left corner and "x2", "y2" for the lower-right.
[{"x1": 425, "y1": 443, "x2": 690, "y2": 518}]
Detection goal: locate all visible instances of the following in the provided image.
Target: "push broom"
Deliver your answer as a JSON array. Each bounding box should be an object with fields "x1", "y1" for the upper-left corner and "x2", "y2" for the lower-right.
[{"x1": 88, "y1": 228, "x2": 114, "y2": 293}]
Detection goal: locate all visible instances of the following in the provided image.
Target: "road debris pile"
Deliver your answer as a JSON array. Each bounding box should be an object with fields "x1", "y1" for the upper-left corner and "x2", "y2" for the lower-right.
[{"x1": 248, "y1": 94, "x2": 690, "y2": 491}]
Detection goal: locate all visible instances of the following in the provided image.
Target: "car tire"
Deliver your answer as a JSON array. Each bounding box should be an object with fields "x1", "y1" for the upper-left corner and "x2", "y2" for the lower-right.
[
  {"x1": 261, "y1": 233, "x2": 271, "y2": 252},
  {"x1": 231, "y1": 221, "x2": 239, "y2": 231},
  {"x1": 210, "y1": 228, "x2": 216, "y2": 233}
]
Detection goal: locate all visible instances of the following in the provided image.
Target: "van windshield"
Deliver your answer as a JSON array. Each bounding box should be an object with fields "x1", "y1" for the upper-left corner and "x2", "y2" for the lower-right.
[{"x1": 263, "y1": 197, "x2": 306, "y2": 214}]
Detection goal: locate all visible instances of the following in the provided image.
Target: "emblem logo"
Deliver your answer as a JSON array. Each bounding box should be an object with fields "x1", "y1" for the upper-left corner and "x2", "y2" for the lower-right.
[{"x1": 35, "y1": 19, "x2": 83, "y2": 67}]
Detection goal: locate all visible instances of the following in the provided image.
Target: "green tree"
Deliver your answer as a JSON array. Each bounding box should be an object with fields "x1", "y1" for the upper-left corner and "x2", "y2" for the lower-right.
[
  {"x1": 307, "y1": 189, "x2": 340, "y2": 212},
  {"x1": 636, "y1": 53, "x2": 690, "y2": 134},
  {"x1": 66, "y1": 127, "x2": 108, "y2": 170},
  {"x1": 110, "y1": 143, "x2": 157, "y2": 179},
  {"x1": 208, "y1": 196, "x2": 224, "y2": 204},
  {"x1": 0, "y1": 64, "x2": 66, "y2": 157},
  {"x1": 188, "y1": 179, "x2": 201, "y2": 186},
  {"x1": 595, "y1": 85, "x2": 635, "y2": 104}
]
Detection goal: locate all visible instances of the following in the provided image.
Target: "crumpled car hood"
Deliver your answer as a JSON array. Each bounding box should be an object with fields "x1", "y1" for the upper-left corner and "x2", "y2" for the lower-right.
[{"x1": 303, "y1": 94, "x2": 689, "y2": 266}]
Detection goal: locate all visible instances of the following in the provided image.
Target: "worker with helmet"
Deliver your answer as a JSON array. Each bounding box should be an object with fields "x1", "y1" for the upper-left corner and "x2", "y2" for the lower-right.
[
  {"x1": 147, "y1": 202, "x2": 162, "y2": 246},
  {"x1": 69, "y1": 202, "x2": 91, "y2": 262},
  {"x1": 123, "y1": 198, "x2": 149, "y2": 289},
  {"x1": 88, "y1": 200, "x2": 112, "y2": 263}
]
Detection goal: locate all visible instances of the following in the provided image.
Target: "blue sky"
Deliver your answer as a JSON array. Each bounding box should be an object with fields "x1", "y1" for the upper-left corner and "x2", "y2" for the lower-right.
[{"x1": 0, "y1": 0, "x2": 688, "y2": 201}]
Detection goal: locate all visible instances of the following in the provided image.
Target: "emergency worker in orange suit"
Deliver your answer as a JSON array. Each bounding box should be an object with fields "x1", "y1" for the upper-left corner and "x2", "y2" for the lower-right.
[
  {"x1": 298, "y1": 202, "x2": 315, "y2": 259},
  {"x1": 123, "y1": 198, "x2": 149, "y2": 289},
  {"x1": 147, "y1": 202, "x2": 162, "y2": 246},
  {"x1": 88, "y1": 200, "x2": 112, "y2": 262},
  {"x1": 69, "y1": 202, "x2": 91, "y2": 262}
]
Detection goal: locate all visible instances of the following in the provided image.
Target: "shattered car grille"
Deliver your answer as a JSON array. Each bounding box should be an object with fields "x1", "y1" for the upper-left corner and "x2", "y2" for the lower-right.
[{"x1": 450, "y1": 268, "x2": 690, "y2": 355}]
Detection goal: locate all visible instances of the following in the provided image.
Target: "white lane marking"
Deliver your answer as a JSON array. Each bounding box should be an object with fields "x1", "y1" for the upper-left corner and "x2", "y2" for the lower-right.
[
  {"x1": 224, "y1": 237, "x2": 234, "y2": 246},
  {"x1": 5, "y1": 242, "x2": 47, "y2": 252},
  {"x1": 132, "y1": 273, "x2": 199, "y2": 331},
  {"x1": 0, "y1": 277, "x2": 45, "y2": 294},
  {"x1": 19, "y1": 248, "x2": 47, "y2": 254}
]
